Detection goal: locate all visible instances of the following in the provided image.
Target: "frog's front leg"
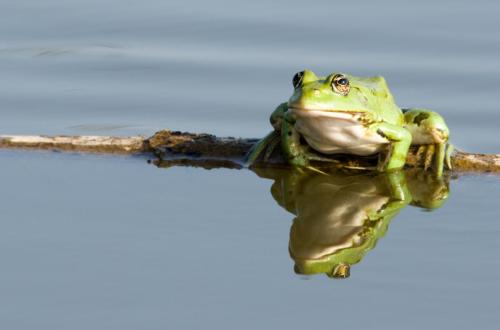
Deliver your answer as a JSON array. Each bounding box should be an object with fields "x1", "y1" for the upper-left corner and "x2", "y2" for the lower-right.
[
  {"x1": 370, "y1": 122, "x2": 412, "y2": 171},
  {"x1": 403, "y1": 108, "x2": 452, "y2": 177}
]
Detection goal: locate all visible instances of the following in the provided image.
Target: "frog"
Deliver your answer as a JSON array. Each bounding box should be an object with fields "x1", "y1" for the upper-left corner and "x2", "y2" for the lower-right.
[
  {"x1": 247, "y1": 70, "x2": 453, "y2": 177},
  {"x1": 252, "y1": 167, "x2": 450, "y2": 278}
]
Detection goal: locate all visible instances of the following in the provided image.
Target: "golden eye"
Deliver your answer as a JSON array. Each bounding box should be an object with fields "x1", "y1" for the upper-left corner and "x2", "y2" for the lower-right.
[
  {"x1": 292, "y1": 71, "x2": 304, "y2": 89},
  {"x1": 332, "y1": 74, "x2": 350, "y2": 96}
]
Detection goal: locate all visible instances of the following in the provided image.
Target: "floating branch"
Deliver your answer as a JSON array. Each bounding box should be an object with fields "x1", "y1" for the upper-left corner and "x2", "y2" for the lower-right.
[
  {"x1": 0, "y1": 130, "x2": 499, "y2": 173},
  {"x1": 0, "y1": 134, "x2": 146, "y2": 154}
]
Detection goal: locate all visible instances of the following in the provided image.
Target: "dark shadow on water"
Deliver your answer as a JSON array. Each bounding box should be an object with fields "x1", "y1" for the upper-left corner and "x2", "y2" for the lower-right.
[{"x1": 152, "y1": 159, "x2": 450, "y2": 279}]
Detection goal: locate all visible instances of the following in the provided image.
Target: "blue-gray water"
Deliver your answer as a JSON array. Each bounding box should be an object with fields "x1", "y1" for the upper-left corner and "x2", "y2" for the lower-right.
[{"x1": 1, "y1": 0, "x2": 500, "y2": 329}]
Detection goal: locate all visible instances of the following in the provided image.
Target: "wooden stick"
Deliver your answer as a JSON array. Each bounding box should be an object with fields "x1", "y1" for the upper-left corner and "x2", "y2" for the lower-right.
[
  {"x1": 0, "y1": 134, "x2": 146, "y2": 154},
  {"x1": 1, "y1": 130, "x2": 499, "y2": 173}
]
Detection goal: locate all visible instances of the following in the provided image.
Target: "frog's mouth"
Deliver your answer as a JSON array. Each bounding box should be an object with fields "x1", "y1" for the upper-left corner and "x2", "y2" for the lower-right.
[{"x1": 288, "y1": 107, "x2": 370, "y2": 122}]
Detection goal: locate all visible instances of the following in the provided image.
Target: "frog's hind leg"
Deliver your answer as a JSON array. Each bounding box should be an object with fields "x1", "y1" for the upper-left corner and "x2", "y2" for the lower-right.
[
  {"x1": 403, "y1": 108, "x2": 451, "y2": 177},
  {"x1": 246, "y1": 130, "x2": 279, "y2": 166}
]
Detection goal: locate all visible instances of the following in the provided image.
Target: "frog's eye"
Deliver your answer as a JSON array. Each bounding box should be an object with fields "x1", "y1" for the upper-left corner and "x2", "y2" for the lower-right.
[
  {"x1": 292, "y1": 71, "x2": 304, "y2": 89},
  {"x1": 332, "y1": 74, "x2": 350, "y2": 96}
]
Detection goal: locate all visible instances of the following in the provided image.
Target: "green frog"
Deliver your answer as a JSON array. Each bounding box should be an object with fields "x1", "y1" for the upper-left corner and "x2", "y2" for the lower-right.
[
  {"x1": 253, "y1": 167, "x2": 450, "y2": 278},
  {"x1": 248, "y1": 70, "x2": 453, "y2": 176}
]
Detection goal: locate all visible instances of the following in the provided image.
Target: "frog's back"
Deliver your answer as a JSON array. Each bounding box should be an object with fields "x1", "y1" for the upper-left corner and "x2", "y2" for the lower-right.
[{"x1": 349, "y1": 75, "x2": 403, "y2": 125}]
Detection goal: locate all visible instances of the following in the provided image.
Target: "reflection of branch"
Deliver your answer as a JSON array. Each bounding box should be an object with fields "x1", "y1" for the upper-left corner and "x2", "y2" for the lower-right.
[{"x1": 1, "y1": 130, "x2": 499, "y2": 173}]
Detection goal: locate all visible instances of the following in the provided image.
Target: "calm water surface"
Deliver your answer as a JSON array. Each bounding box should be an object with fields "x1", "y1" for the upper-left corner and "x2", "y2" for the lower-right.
[{"x1": 0, "y1": 0, "x2": 500, "y2": 329}]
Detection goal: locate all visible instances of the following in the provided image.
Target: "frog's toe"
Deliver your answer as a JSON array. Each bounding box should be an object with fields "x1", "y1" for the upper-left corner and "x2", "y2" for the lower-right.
[
  {"x1": 416, "y1": 143, "x2": 447, "y2": 177},
  {"x1": 424, "y1": 144, "x2": 435, "y2": 171},
  {"x1": 263, "y1": 133, "x2": 281, "y2": 161},
  {"x1": 415, "y1": 145, "x2": 426, "y2": 166}
]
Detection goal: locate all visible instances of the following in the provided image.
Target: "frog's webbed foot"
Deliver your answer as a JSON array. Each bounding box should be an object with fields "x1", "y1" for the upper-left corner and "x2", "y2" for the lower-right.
[{"x1": 414, "y1": 142, "x2": 454, "y2": 176}]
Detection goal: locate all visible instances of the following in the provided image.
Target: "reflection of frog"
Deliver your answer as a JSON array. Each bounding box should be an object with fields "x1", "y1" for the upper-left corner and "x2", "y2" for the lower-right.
[
  {"x1": 248, "y1": 71, "x2": 453, "y2": 176},
  {"x1": 254, "y1": 168, "x2": 449, "y2": 278}
]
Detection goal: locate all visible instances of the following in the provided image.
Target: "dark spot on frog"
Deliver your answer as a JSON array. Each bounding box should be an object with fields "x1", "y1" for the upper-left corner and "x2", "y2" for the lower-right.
[
  {"x1": 377, "y1": 201, "x2": 390, "y2": 213},
  {"x1": 376, "y1": 129, "x2": 387, "y2": 138},
  {"x1": 436, "y1": 128, "x2": 446, "y2": 134},
  {"x1": 413, "y1": 113, "x2": 429, "y2": 125}
]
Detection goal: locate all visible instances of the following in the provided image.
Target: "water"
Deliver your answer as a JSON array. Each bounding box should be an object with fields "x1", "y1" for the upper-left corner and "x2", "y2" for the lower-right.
[{"x1": 0, "y1": 0, "x2": 500, "y2": 329}]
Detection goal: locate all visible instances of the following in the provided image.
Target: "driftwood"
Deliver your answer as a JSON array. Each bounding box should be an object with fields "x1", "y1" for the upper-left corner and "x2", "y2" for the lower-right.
[
  {"x1": 0, "y1": 130, "x2": 499, "y2": 173},
  {"x1": 0, "y1": 135, "x2": 146, "y2": 154}
]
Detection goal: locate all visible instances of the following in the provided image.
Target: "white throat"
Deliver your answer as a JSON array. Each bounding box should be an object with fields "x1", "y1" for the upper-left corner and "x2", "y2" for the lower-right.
[{"x1": 289, "y1": 108, "x2": 388, "y2": 156}]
